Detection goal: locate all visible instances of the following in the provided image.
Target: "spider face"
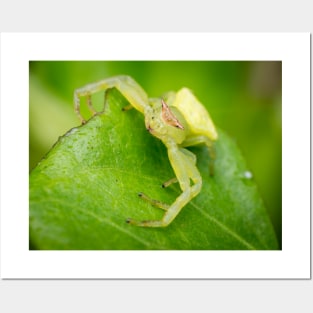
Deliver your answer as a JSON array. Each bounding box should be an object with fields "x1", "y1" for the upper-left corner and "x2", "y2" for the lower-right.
[{"x1": 144, "y1": 99, "x2": 187, "y2": 144}]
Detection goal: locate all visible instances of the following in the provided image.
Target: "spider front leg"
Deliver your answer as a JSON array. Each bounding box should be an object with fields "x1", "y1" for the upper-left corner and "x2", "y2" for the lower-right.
[
  {"x1": 127, "y1": 145, "x2": 202, "y2": 227},
  {"x1": 74, "y1": 75, "x2": 151, "y2": 123}
]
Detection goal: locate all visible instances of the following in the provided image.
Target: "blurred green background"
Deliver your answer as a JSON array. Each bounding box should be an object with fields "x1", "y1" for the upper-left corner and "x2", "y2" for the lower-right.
[{"x1": 29, "y1": 61, "x2": 282, "y2": 247}]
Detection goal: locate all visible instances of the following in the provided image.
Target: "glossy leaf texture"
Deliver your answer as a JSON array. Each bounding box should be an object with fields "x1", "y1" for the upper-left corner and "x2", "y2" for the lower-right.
[{"x1": 29, "y1": 89, "x2": 278, "y2": 250}]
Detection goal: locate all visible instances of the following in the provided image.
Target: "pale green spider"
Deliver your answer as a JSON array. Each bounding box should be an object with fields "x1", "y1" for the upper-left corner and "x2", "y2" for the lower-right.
[{"x1": 74, "y1": 75, "x2": 218, "y2": 227}]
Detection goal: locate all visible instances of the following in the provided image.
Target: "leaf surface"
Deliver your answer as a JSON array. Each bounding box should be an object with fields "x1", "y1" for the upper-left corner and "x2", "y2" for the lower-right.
[{"x1": 30, "y1": 89, "x2": 278, "y2": 250}]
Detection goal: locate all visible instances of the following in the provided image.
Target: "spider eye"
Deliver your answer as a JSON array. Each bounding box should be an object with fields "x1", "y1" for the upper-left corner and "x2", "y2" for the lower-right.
[{"x1": 151, "y1": 116, "x2": 155, "y2": 120}]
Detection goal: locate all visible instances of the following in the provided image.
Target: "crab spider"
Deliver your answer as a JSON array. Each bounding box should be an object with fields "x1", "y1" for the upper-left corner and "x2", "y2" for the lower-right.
[{"x1": 74, "y1": 75, "x2": 218, "y2": 227}]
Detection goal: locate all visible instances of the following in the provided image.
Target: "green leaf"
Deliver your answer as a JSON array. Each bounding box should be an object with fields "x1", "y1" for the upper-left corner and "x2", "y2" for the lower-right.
[{"x1": 29, "y1": 88, "x2": 278, "y2": 250}]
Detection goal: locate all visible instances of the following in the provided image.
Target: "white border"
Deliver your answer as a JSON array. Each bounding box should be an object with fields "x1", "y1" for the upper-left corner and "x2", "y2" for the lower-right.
[{"x1": 0, "y1": 33, "x2": 310, "y2": 279}]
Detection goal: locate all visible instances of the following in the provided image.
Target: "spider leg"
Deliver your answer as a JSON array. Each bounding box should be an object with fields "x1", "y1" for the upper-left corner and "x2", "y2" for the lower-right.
[
  {"x1": 127, "y1": 145, "x2": 201, "y2": 227},
  {"x1": 137, "y1": 192, "x2": 169, "y2": 211},
  {"x1": 161, "y1": 177, "x2": 178, "y2": 188},
  {"x1": 74, "y1": 75, "x2": 150, "y2": 124}
]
